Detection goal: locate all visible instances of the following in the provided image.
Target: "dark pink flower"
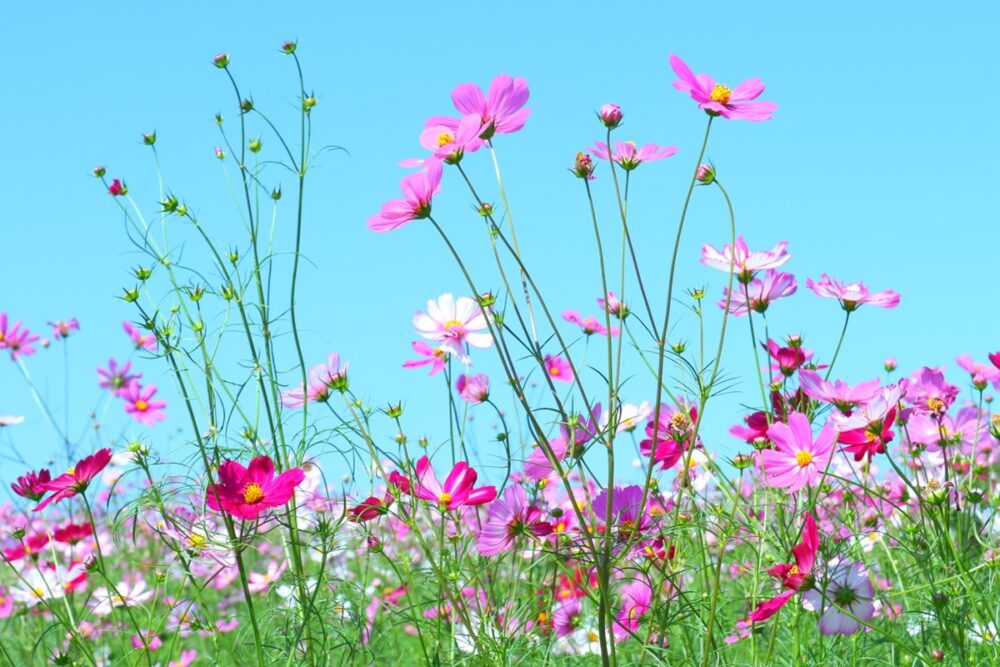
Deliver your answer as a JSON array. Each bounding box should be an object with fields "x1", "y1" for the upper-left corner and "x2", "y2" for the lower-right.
[
  {"x1": 368, "y1": 160, "x2": 443, "y2": 233},
  {"x1": 34, "y1": 449, "x2": 113, "y2": 511},
  {"x1": 748, "y1": 514, "x2": 818, "y2": 623},
  {"x1": 122, "y1": 381, "x2": 167, "y2": 426},
  {"x1": 123, "y1": 321, "x2": 157, "y2": 351},
  {"x1": 450, "y1": 74, "x2": 531, "y2": 139},
  {"x1": 543, "y1": 354, "x2": 574, "y2": 384},
  {"x1": 806, "y1": 274, "x2": 900, "y2": 311},
  {"x1": 412, "y1": 456, "x2": 496, "y2": 510},
  {"x1": 108, "y1": 178, "x2": 126, "y2": 196},
  {"x1": 670, "y1": 54, "x2": 777, "y2": 121},
  {"x1": 11, "y1": 469, "x2": 51, "y2": 501},
  {"x1": 598, "y1": 103, "x2": 623, "y2": 129},
  {"x1": 640, "y1": 403, "x2": 696, "y2": 470},
  {"x1": 205, "y1": 456, "x2": 305, "y2": 520},
  {"x1": 0, "y1": 313, "x2": 40, "y2": 361},
  {"x1": 613, "y1": 578, "x2": 652, "y2": 642}
]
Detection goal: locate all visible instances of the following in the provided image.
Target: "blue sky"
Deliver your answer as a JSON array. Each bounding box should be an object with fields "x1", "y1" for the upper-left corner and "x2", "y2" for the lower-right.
[{"x1": 1, "y1": 3, "x2": 997, "y2": 487}]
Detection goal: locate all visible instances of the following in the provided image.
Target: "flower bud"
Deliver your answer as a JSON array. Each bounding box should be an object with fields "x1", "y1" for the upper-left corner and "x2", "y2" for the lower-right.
[
  {"x1": 478, "y1": 202, "x2": 494, "y2": 217},
  {"x1": 122, "y1": 288, "x2": 140, "y2": 303},
  {"x1": 385, "y1": 404, "x2": 404, "y2": 419},
  {"x1": 214, "y1": 113, "x2": 224, "y2": 125},
  {"x1": 281, "y1": 40, "x2": 298, "y2": 54},
  {"x1": 215, "y1": 147, "x2": 226, "y2": 160},
  {"x1": 598, "y1": 103, "x2": 623, "y2": 129},
  {"x1": 93, "y1": 165, "x2": 106, "y2": 177},
  {"x1": 696, "y1": 163, "x2": 716, "y2": 185},
  {"x1": 108, "y1": 179, "x2": 127, "y2": 197},
  {"x1": 271, "y1": 186, "x2": 282, "y2": 200},
  {"x1": 133, "y1": 266, "x2": 153, "y2": 281},
  {"x1": 671, "y1": 341, "x2": 687, "y2": 354},
  {"x1": 884, "y1": 357, "x2": 897, "y2": 372},
  {"x1": 142, "y1": 132, "x2": 156, "y2": 146},
  {"x1": 477, "y1": 291, "x2": 496, "y2": 308},
  {"x1": 249, "y1": 138, "x2": 262, "y2": 153},
  {"x1": 973, "y1": 373, "x2": 988, "y2": 391},
  {"x1": 213, "y1": 53, "x2": 229, "y2": 68},
  {"x1": 573, "y1": 151, "x2": 596, "y2": 180},
  {"x1": 303, "y1": 96, "x2": 317, "y2": 111},
  {"x1": 161, "y1": 195, "x2": 179, "y2": 213},
  {"x1": 240, "y1": 98, "x2": 253, "y2": 113},
  {"x1": 732, "y1": 453, "x2": 754, "y2": 470}
]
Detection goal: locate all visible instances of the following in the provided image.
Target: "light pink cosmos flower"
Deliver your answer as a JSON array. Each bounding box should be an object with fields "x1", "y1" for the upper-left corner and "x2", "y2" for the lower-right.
[
  {"x1": 48, "y1": 318, "x2": 79, "y2": 340},
  {"x1": 760, "y1": 413, "x2": 836, "y2": 493},
  {"x1": 562, "y1": 310, "x2": 619, "y2": 336},
  {"x1": 477, "y1": 485, "x2": 552, "y2": 556},
  {"x1": 901, "y1": 367, "x2": 958, "y2": 415},
  {"x1": 418, "y1": 113, "x2": 485, "y2": 164},
  {"x1": 956, "y1": 354, "x2": 1000, "y2": 389},
  {"x1": 123, "y1": 321, "x2": 157, "y2": 352},
  {"x1": 91, "y1": 579, "x2": 154, "y2": 616},
  {"x1": 543, "y1": 354, "x2": 574, "y2": 384},
  {"x1": 801, "y1": 559, "x2": 875, "y2": 636},
  {"x1": 553, "y1": 597, "x2": 583, "y2": 637},
  {"x1": 719, "y1": 270, "x2": 797, "y2": 316},
  {"x1": 0, "y1": 313, "x2": 40, "y2": 360},
  {"x1": 281, "y1": 353, "x2": 349, "y2": 408},
  {"x1": 669, "y1": 54, "x2": 777, "y2": 121},
  {"x1": 401, "y1": 340, "x2": 461, "y2": 376},
  {"x1": 799, "y1": 369, "x2": 881, "y2": 413},
  {"x1": 450, "y1": 74, "x2": 531, "y2": 139},
  {"x1": 805, "y1": 274, "x2": 900, "y2": 311},
  {"x1": 591, "y1": 141, "x2": 677, "y2": 171},
  {"x1": 412, "y1": 456, "x2": 496, "y2": 510},
  {"x1": 613, "y1": 578, "x2": 652, "y2": 642},
  {"x1": 368, "y1": 159, "x2": 443, "y2": 233},
  {"x1": 701, "y1": 237, "x2": 791, "y2": 283},
  {"x1": 413, "y1": 293, "x2": 492, "y2": 352},
  {"x1": 97, "y1": 358, "x2": 142, "y2": 396},
  {"x1": 248, "y1": 560, "x2": 287, "y2": 594},
  {"x1": 597, "y1": 291, "x2": 629, "y2": 319},
  {"x1": 167, "y1": 651, "x2": 197, "y2": 667},
  {"x1": 832, "y1": 386, "x2": 902, "y2": 433},
  {"x1": 456, "y1": 373, "x2": 490, "y2": 405},
  {"x1": 122, "y1": 381, "x2": 167, "y2": 426}
]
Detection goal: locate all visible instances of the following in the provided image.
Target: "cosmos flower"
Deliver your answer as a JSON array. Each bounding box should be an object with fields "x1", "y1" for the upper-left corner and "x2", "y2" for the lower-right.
[
  {"x1": 123, "y1": 321, "x2": 157, "y2": 352},
  {"x1": 34, "y1": 449, "x2": 112, "y2": 511},
  {"x1": 122, "y1": 381, "x2": 168, "y2": 426},
  {"x1": 48, "y1": 318, "x2": 80, "y2": 340},
  {"x1": 0, "y1": 313, "x2": 40, "y2": 360},
  {"x1": 806, "y1": 274, "x2": 900, "y2": 311},
  {"x1": 97, "y1": 358, "x2": 142, "y2": 396},
  {"x1": 591, "y1": 140, "x2": 677, "y2": 171},
  {"x1": 748, "y1": 513, "x2": 819, "y2": 623},
  {"x1": 719, "y1": 270, "x2": 797, "y2": 316},
  {"x1": 669, "y1": 54, "x2": 777, "y2": 121},
  {"x1": 205, "y1": 456, "x2": 305, "y2": 521},
  {"x1": 477, "y1": 485, "x2": 552, "y2": 556},
  {"x1": 701, "y1": 237, "x2": 790, "y2": 283},
  {"x1": 456, "y1": 373, "x2": 490, "y2": 405},
  {"x1": 281, "y1": 353, "x2": 349, "y2": 408},
  {"x1": 801, "y1": 559, "x2": 875, "y2": 636},
  {"x1": 543, "y1": 354, "x2": 574, "y2": 384},
  {"x1": 562, "y1": 310, "x2": 619, "y2": 336},
  {"x1": 798, "y1": 370, "x2": 881, "y2": 413},
  {"x1": 759, "y1": 413, "x2": 836, "y2": 493},
  {"x1": 368, "y1": 160, "x2": 443, "y2": 233},
  {"x1": 412, "y1": 456, "x2": 496, "y2": 510},
  {"x1": 91, "y1": 579, "x2": 155, "y2": 616},
  {"x1": 413, "y1": 293, "x2": 492, "y2": 352},
  {"x1": 450, "y1": 74, "x2": 531, "y2": 139}
]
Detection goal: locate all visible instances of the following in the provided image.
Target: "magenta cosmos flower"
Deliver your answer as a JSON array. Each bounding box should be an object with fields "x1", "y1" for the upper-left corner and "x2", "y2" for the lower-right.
[
  {"x1": 543, "y1": 354, "x2": 574, "y2": 384},
  {"x1": 719, "y1": 269, "x2": 797, "y2": 316},
  {"x1": 477, "y1": 485, "x2": 552, "y2": 556},
  {"x1": 11, "y1": 468, "x2": 51, "y2": 501},
  {"x1": 205, "y1": 456, "x2": 305, "y2": 520},
  {"x1": 701, "y1": 237, "x2": 790, "y2": 283},
  {"x1": 123, "y1": 321, "x2": 157, "y2": 352},
  {"x1": 412, "y1": 455, "x2": 496, "y2": 510},
  {"x1": 401, "y1": 340, "x2": 462, "y2": 376},
  {"x1": 34, "y1": 448, "x2": 113, "y2": 511},
  {"x1": 593, "y1": 485, "x2": 651, "y2": 543},
  {"x1": 806, "y1": 274, "x2": 900, "y2": 311},
  {"x1": 598, "y1": 103, "x2": 623, "y2": 129},
  {"x1": 418, "y1": 113, "x2": 485, "y2": 164},
  {"x1": 368, "y1": 160, "x2": 443, "y2": 233},
  {"x1": 0, "y1": 313, "x2": 40, "y2": 360},
  {"x1": 669, "y1": 54, "x2": 777, "y2": 121},
  {"x1": 450, "y1": 74, "x2": 530, "y2": 139},
  {"x1": 640, "y1": 403, "x2": 697, "y2": 470},
  {"x1": 760, "y1": 413, "x2": 836, "y2": 493},
  {"x1": 562, "y1": 310, "x2": 619, "y2": 336},
  {"x1": 414, "y1": 293, "x2": 492, "y2": 352},
  {"x1": 456, "y1": 373, "x2": 490, "y2": 405},
  {"x1": 748, "y1": 513, "x2": 818, "y2": 623},
  {"x1": 97, "y1": 358, "x2": 142, "y2": 396},
  {"x1": 613, "y1": 578, "x2": 653, "y2": 642},
  {"x1": 122, "y1": 381, "x2": 167, "y2": 426},
  {"x1": 591, "y1": 140, "x2": 677, "y2": 171}
]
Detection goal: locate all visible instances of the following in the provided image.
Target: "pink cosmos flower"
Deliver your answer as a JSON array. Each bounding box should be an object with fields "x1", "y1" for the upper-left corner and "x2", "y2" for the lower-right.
[
  {"x1": 640, "y1": 403, "x2": 697, "y2": 470},
  {"x1": 760, "y1": 413, "x2": 836, "y2": 493},
  {"x1": 413, "y1": 293, "x2": 492, "y2": 352},
  {"x1": 281, "y1": 353, "x2": 349, "y2": 408},
  {"x1": 989, "y1": 352, "x2": 1000, "y2": 370},
  {"x1": 412, "y1": 456, "x2": 496, "y2": 510},
  {"x1": 719, "y1": 270, "x2": 797, "y2": 316},
  {"x1": 248, "y1": 560, "x2": 287, "y2": 594},
  {"x1": 543, "y1": 354, "x2": 574, "y2": 384},
  {"x1": 0, "y1": 313, "x2": 40, "y2": 360},
  {"x1": 593, "y1": 485, "x2": 650, "y2": 543},
  {"x1": 798, "y1": 369, "x2": 881, "y2": 413},
  {"x1": 801, "y1": 559, "x2": 875, "y2": 636},
  {"x1": 401, "y1": 340, "x2": 460, "y2": 376},
  {"x1": 701, "y1": 237, "x2": 791, "y2": 283},
  {"x1": 98, "y1": 358, "x2": 142, "y2": 396},
  {"x1": 669, "y1": 54, "x2": 777, "y2": 121},
  {"x1": 764, "y1": 339, "x2": 812, "y2": 377},
  {"x1": 748, "y1": 514, "x2": 818, "y2": 623},
  {"x1": 123, "y1": 321, "x2": 157, "y2": 351},
  {"x1": 477, "y1": 485, "x2": 552, "y2": 556},
  {"x1": 613, "y1": 579, "x2": 652, "y2": 642},
  {"x1": 553, "y1": 597, "x2": 583, "y2": 637},
  {"x1": 806, "y1": 274, "x2": 900, "y2": 311},
  {"x1": 48, "y1": 318, "x2": 79, "y2": 340},
  {"x1": 205, "y1": 456, "x2": 305, "y2": 520},
  {"x1": 901, "y1": 367, "x2": 958, "y2": 415},
  {"x1": 418, "y1": 113, "x2": 485, "y2": 163},
  {"x1": 456, "y1": 373, "x2": 490, "y2": 405},
  {"x1": 3, "y1": 532, "x2": 50, "y2": 561},
  {"x1": 450, "y1": 74, "x2": 531, "y2": 139},
  {"x1": 591, "y1": 141, "x2": 677, "y2": 171},
  {"x1": 11, "y1": 469, "x2": 51, "y2": 501},
  {"x1": 523, "y1": 405, "x2": 602, "y2": 479},
  {"x1": 168, "y1": 651, "x2": 197, "y2": 667},
  {"x1": 837, "y1": 404, "x2": 896, "y2": 461},
  {"x1": 368, "y1": 159, "x2": 443, "y2": 233},
  {"x1": 957, "y1": 354, "x2": 1000, "y2": 388},
  {"x1": 562, "y1": 310, "x2": 619, "y2": 337},
  {"x1": 122, "y1": 381, "x2": 167, "y2": 425},
  {"x1": 53, "y1": 522, "x2": 93, "y2": 545},
  {"x1": 34, "y1": 448, "x2": 113, "y2": 511},
  {"x1": 597, "y1": 291, "x2": 629, "y2": 319}
]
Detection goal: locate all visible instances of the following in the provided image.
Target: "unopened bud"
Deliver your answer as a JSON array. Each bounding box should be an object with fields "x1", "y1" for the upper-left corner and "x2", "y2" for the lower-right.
[
  {"x1": 215, "y1": 147, "x2": 225, "y2": 160},
  {"x1": 249, "y1": 138, "x2": 262, "y2": 153},
  {"x1": 478, "y1": 202, "x2": 494, "y2": 217},
  {"x1": 143, "y1": 132, "x2": 156, "y2": 146},
  {"x1": 598, "y1": 103, "x2": 623, "y2": 129},
  {"x1": 696, "y1": 162, "x2": 716, "y2": 185},
  {"x1": 573, "y1": 151, "x2": 596, "y2": 180},
  {"x1": 213, "y1": 53, "x2": 229, "y2": 69},
  {"x1": 93, "y1": 165, "x2": 106, "y2": 177},
  {"x1": 240, "y1": 98, "x2": 253, "y2": 113},
  {"x1": 281, "y1": 40, "x2": 298, "y2": 54},
  {"x1": 122, "y1": 287, "x2": 140, "y2": 303},
  {"x1": 884, "y1": 357, "x2": 897, "y2": 372}
]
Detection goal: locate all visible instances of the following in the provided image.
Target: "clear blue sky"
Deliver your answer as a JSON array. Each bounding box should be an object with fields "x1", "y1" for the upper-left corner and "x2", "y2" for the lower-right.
[{"x1": 2, "y1": 3, "x2": 997, "y2": 486}]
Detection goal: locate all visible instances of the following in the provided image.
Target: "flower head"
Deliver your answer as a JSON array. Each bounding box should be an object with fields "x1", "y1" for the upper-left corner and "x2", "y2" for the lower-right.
[
  {"x1": 806, "y1": 274, "x2": 900, "y2": 311},
  {"x1": 413, "y1": 293, "x2": 492, "y2": 352},
  {"x1": 562, "y1": 310, "x2": 618, "y2": 336},
  {"x1": 123, "y1": 321, "x2": 157, "y2": 351},
  {"x1": 34, "y1": 449, "x2": 113, "y2": 511},
  {"x1": 801, "y1": 559, "x2": 875, "y2": 635},
  {"x1": 640, "y1": 403, "x2": 697, "y2": 470},
  {"x1": 719, "y1": 270, "x2": 796, "y2": 316},
  {"x1": 418, "y1": 113, "x2": 485, "y2": 164},
  {"x1": 747, "y1": 513, "x2": 818, "y2": 623},
  {"x1": 122, "y1": 381, "x2": 167, "y2": 426},
  {"x1": 11, "y1": 469, "x2": 51, "y2": 501},
  {"x1": 48, "y1": 318, "x2": 79, "y2": 340},
  {"x1": 701, "y1": 237, "x2": 790, "y2": 283},
  {"x1": 205, "y1": 456, "x2": 305, "y2": 520},
  {"x1": 760, "y1": 413, "x2": 836, "y2": 493},
  {"x1": 456, "y1": 373, "x2": 490, "y2": 405},
  {"x1": 450, "y1": 74, "x2": 530, "y2": 139},
  {"x1": 477, "y1": 485, "x2": 551, "y2": 556},
  {"x1": 543, "y1": 354, "x2": 574, "y2": 384},
  {"x1": 670, "y1": 54, "x2": 777, "y2": 121},
  {"x1": 368, "y1": 160, "x2": 443, "y2": 233},
  {"x1": 592, "y1": 140, "x2": 677, "y2": 171},
  {"x1": 0, "y1": 313, "x2": 40, "y2": 360},
  {"x1": 598, "y1": 103, "x2": 623, "y2": 128},
  {"x1": 98, "y1": 358, "x2": 142, "y2": 395},
  {"x1": 281, "y1": 353, "x2": 349, "y2": 407},
  {"x1": 597, "y1": 291, "x2": 629, "y2": 319},
  {"x1": 412, "y1": 456, "x2": 496, "y2": 511}
]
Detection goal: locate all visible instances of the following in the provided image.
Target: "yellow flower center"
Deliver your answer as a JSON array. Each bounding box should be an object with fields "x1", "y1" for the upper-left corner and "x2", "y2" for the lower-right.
[
  {"x1": 443, "y1": 319, "x2": 463, "y2": 331},
  {"x1": 243, "y1": 483, "x2": 265, "y2": 504},
  {"x1": 0, "y1": 332, "x2": 5, "y2": 342},
  {"x1": 67, "y1": 466, "x2": 76, "y2": 475},
  {"x1": 927, "y1": 397, "x2": 945, "y2": 412},
  {"x1": 671, "y1": 412, "x2": 690, "y2": 431},
  {"x1": 438, "y1": 492, "x2": 453, "y2": 505},
  {"x1": 549, "y1": 365, "x2": 560, "y2": 376},
  {"x1": 135, "y1": 399, "x2": 149, "y2": 412},
  {"x1": 795, "y1": 450, "x2": 814, "y2": 467},
  {"x1": 537, "y1": 611, "x2": 548, "y2": 623},
  {"x1": 587, "y1": 631, "x2": 599, "y2": 642},
  {"x1": 710, "y1": 84, "x2": 732, "y2": 104},
  {"x1": 436, "y1": 132, "x2": 455, "y2": 147},
  {"x1": 788, "y1": 565, "x2": 800, "y2": 575},
  {"x1": 32, "y1": 587, "x2": 46, "y2": 598},
  {"x1": 188, "y1": 533, "x2": 206, "y2": 549}
]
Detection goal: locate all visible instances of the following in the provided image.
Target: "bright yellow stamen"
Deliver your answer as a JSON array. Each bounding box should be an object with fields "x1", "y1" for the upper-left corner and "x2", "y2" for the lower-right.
[
  {"x1": 436, "y1": 132, "x2": 455, "y2": 147},
  {"x1": 795, "y1": 450, "x2": 814, "y2": 467},
  {"x1": 549, "y1": 365, "x2": 560, "y2": 376},
  {"x1": 243, "y1": 483, "x2": 265, "y2": 504},
  {"x1": 438, "y1": 492, "x2": 453, "y2": 505},
  {"x1": 443, "y1": 319, "x2": 463, "y2": 331},
  {"x1": 67, "y1": 466, "x2": 76, "y2": 475},
  {"x1": 671, "y1": 412, "x2": 690, "y2": 430},
  {"x1": 587, "y1": 631, "x2": 599, "y2": 642},
  {"x1": 927, "y1": 397, "x2": 945, "y2": 412},
  {"x1": 710, "y1": 84, "x2": 732, "y2": 104},
  {"x1": 188, "y1": 533, "x2": 206, "y2": 549},
  {"x1": 134, "y1": 399, "x2": 149, "y2": 412},
  {"x1": 537, "y1": 611, "x2": 548, "y2": 623},
  {"x1": 32, "y1": 587, "x2": 46, "y2": 598},
  {"x1": 788, "y1": 565, "x2": 800, "y2": 575}
]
